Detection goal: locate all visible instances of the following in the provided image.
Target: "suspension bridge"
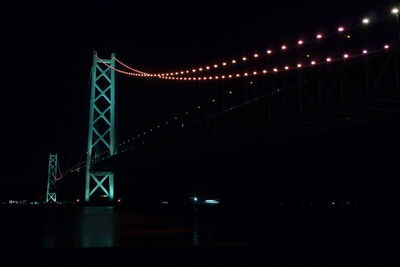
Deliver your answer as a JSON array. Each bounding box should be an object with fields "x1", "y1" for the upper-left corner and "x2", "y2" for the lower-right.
[{"x1": 45, "y1": 7, "x2": 400, "y2": 203}]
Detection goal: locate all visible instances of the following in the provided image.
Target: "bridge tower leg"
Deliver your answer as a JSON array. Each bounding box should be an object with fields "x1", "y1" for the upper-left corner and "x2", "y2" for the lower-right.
[
  {"x1": 46, "y1": 153, "x2": 58, "y2": 203},
  {"x1": 85, "y1": 52, "x2": 116, "y2": 202}
]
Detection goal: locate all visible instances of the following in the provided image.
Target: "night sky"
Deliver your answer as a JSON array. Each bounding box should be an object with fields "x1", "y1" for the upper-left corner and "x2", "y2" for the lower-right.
[{"x1": 0, "y1": 0, "x2": 397, "y2": 202}]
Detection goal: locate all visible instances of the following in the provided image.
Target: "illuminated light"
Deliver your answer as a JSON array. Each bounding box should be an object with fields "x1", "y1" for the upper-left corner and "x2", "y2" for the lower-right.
[
  {"x1": 384, "y1": 44, "x2": 390, "y2": 49},
  {"x1": 199, "y1": 67, "x2": 203, "y2": 71},
  {"x1": 209, "y1": 76, "x2": 213, "y2": 79},
  {"x1": 249, "y1": 81, "x2": 253, "y2": 85},
  {"x1": 197, "y1": 106, "x2": 201, "y2": 109},
  {"x1": 174, "y1": 117, "x2": 178, "y2": 120},
  {"x1": 193, "y1": 197, "x2": 198, "y2": 202},
  {"x1": 363, "y1": 49, "x2": 368, "y2": 54},
  {"x1": 242, "y1": 57, "x2": 247, "y2": 61},
  {"x1": 232, "y1": 59, "x2": 237, "y2": 64},
  {"x1": 203, "y1": 77, "x2": 207, "y2": 80},
  {"x1": 253, "y1": 71, "x2": 257, "y2": 75},
  {"x1": 284, "y1": 66, "x2": 289, "y2": 70},
  {"x1": 180, "y1": 71, "x2": 184, "y2": 74},
  {"x1": 184, "y1": 77, "x2": 187, "y2": 80},
  {"x1": 267, "y1": 50, "x2": 272, "y2": 54},
  {"x1": 166, "y1": 74, "x2": 169, "y2": 76},
  {"x1": 188, "y1": 77, "x2": 192, "y2": 80},
  {"x1": 170, "y1": 73, "x2": 174, "y2": 75},
  {"x1": 297, "y1": 63, "x2": 302, "y2": 68},
  {"x1": 343, "y1": 53, "x2": 349, "y2": 59},
  {"x1": 117, "y1": 199, "x2": 122, "y2": 203},
  {"x1": 392, "y1": 8, "x2": 399, "y2": 15},
  {"x1": 347, "y1": 35, "x2": 351, "y2": 39},
  {"x1": 179, "y1": 78, "x2": 183, "y2": 80},
  {"x1": 228, "y1": 90, "x2": 232, "y2": 94},
  {"x1": 185, "y1": 112, "x2": 189, "y2": 115},
  {"x1": 273, "y1": 68, "x2": 278, "y2": 72},
  {"x1": 186, "y1": 70, "x2": 190, "y2": 73},
  {"x1": 281, "y1": 45, "x2": 287, "y2": 50},
  {"x1": 222, "y1": 62, "x2": 227, "y2": 66},
  {"x1": 211, "y1": 99, "x2": 216, "y2": 103},
  {"x1": 298, "y1": 40, "x2": 304, "y2": 45},
  {"x1": 236, "y1": 73, "x2": 240, "y2": 77},
  {"x1": 157, "y1": 125, "x2": 160, "y2": 128},
  {"x1": 254, "y1": 53, "x2": 259, "y2": 58},
  {"x1": 221, "y1": 75, "x2": 225, "y2": 79},
  {"x1": 214, "y1": 64, "x2": 218, "y2": 68},
  {"x1": 362, "y1": 18, "x2": 370, "y2": 24},
  {"x1": 244, "y1": 73, "x2": 248, "y2": 76},
  {"x1": 228, "y1": 74, "x2": 233, "y2": 78},
  {"x1": 192, "y1": 69, "x2": 196, "y2": 72},
  {"x1": 338, "y1": 26, "x2": 344, "y2": 32},
  {"x1": 205, "y1": 199, "x2": 220, "y2": 204},
  {"x1": 215, "y1": 76, "x2": 219, "y2": 79},
  {"x1": 193, "y1": 77, "x2": 197, "y2": 80},
  {"x1": 262, "y1": 70, "x2": 267, "y2": 74},
  {"x1": 206, "y1": 66, "x2": 210, "y2": 70},
  {"x1": 316, "y1": 34, "x2": 323, "y2": 39},
  {"x1": 326, "y1": 57, "x2": 332, "y2": 62}
]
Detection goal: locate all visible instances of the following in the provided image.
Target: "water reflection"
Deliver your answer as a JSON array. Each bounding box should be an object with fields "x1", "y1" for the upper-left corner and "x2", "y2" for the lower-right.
[
  {"x1": 192, "y1": 213, "x2": 200, "y2": 245},
  {"x1": 37, "y1": 206, "x2": 227, "y2": 248},
  {"x1": 79, "y1": 207, "x2": 116, "y2": 248}
]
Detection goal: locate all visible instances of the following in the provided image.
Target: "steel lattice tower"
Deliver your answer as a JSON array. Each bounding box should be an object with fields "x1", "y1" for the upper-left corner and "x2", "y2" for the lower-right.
[
  {"x1": 85, "y1": 52, "x2": 116, "y2": 202},
  {"x1": 46, "y1": 153, "x2": 58, "y2": 203}
]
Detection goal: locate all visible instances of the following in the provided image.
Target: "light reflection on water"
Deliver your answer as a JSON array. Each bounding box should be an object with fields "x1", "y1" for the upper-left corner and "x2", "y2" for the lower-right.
[
  {"x1": 40, "y1": 206, "x2": 117, "y2": 248},
  {"x1": 78, "y1": 207, "x2": 116, "y2": 248},
  {"x1": 35, "y1": 206, "x2": 226, "y2": 248}
]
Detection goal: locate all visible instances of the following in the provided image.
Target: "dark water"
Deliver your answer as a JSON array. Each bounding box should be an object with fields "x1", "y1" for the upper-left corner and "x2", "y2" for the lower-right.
[{"x1": 0, "y1": 204, "x2": 397, "y2": 266}]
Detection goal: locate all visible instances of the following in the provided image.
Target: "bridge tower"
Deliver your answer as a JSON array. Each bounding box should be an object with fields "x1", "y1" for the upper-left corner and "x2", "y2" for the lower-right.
[
  {"x1": 85, "y1": 52, "x2": 116, "y2": 202},
  {"x1": 46, "y1": 153, "x2": 58, "y2": 203}
]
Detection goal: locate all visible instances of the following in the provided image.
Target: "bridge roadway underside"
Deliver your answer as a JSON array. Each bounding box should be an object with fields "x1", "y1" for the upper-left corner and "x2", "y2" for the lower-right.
[{"x1": 92, "y1": 49, "x2": 400, "y2": 170}]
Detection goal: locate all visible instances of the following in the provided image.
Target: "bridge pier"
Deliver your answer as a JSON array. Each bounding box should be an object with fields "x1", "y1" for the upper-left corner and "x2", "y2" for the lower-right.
[{"x1": 85, "y1": 52, "x2": 116, "y2": 202}]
